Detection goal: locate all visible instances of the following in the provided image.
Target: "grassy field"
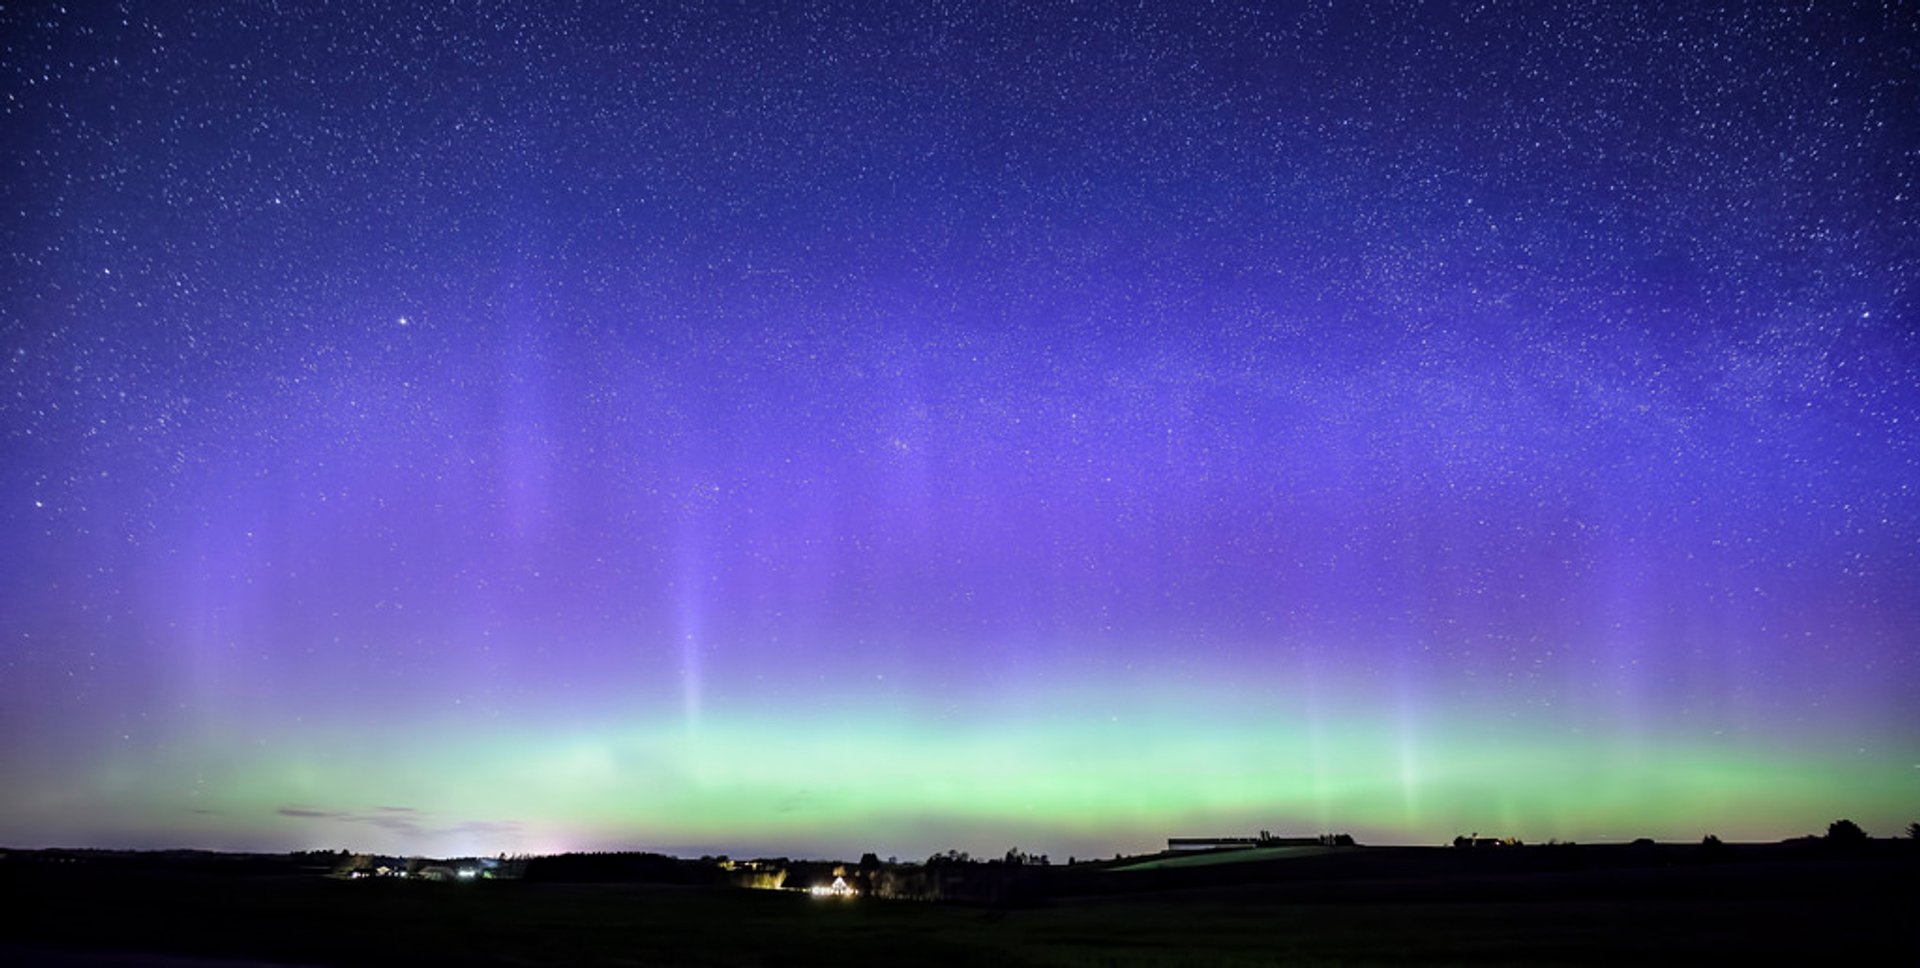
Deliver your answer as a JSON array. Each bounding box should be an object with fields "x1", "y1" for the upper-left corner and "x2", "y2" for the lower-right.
[
  {"x1": 3, "y1": 845, "x2": 1915, "y2": 966},
  {"x1": 1108, "y1": 846, "x2": 1334, "y2": 871}
]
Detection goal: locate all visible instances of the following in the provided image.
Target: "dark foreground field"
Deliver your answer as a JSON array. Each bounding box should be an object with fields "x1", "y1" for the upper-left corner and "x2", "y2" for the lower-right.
[{"x1": 4, "y1": 844, "x2": 1915, "y2": 966}]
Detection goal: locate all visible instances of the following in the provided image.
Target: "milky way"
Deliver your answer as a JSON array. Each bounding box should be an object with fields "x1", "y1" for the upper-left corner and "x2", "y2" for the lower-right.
[{"x1": 2, "y1": 2, "x2": 1916, "y2": 858}]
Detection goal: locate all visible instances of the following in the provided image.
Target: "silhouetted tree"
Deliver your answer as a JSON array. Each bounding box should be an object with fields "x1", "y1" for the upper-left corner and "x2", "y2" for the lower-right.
[
  {"x1": 852, "y1": 852, "x2": 882, "y2": 894},
  {"x1": 1907, "y1": 822, "x2": 1919, "y2": 840},
  {"x1": 1827, "y1": 819, "x2": 1867, "y2": 843},
  {"x1": 1701, "y1": 834, "x2": 1723, "y2": 848}
]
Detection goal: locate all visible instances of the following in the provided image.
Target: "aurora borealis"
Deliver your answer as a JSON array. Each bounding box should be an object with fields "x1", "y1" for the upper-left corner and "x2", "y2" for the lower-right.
[{"x1": 2, "y1": 2, "x2": 1916, "y2": 860}]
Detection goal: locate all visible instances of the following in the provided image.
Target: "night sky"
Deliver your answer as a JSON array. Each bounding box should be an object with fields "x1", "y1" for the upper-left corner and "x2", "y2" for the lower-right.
[{"x1": 2, "y1": 1, "x2": 1916, "y2": 860}]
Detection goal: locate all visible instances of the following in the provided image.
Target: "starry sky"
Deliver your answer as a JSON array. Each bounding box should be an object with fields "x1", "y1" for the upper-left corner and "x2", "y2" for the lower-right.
[{"x1": 2, "y1": 1, "x2": 1916, "y2": 860}]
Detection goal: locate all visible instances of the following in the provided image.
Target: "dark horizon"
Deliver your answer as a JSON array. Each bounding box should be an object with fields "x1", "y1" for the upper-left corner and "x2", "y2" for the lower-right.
[{"x1": 11, "y1": 834, "x2": 1916, "y2": 966}]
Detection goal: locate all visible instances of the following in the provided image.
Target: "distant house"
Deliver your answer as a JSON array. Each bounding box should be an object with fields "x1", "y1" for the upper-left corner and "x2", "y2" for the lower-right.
[{"x1": 808, "y1": 875, "x2": 855, "y2": 897}]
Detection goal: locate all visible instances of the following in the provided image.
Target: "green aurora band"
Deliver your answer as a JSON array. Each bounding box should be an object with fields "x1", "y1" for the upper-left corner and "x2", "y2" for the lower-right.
[{"x1": 9, "y1": 675, "x2": 1913, "y2": 858}]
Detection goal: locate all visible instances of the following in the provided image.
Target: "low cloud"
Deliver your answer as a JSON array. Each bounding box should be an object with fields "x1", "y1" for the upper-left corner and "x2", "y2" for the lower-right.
[
  {"x1": 274, "y1": 805, "x2": 521, "y2": 843},
  {"x1": 354, "y1": 814, "x2": 423, "y2": 833},
  {"x1": 277, "y1": 807, "x2": 349, "y2": 819},
  {"x1": 446, "y1": 819, "x2": 522, "y2": 836}
]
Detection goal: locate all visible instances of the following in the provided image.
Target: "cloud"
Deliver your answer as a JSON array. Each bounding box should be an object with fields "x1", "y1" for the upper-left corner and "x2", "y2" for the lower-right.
[
  {"x1": 445, "y1": 819, "x2": 522, "y2": 836},
  {"x1": 354, "y1": 814, "x2": 423, "y2": 833},
  {"x1": 277, "y1": 804, "x2": 429, "y2": 832},
  {"x1": 277, "y1": 807, "x2": 349, "y2": 819},
  {"x1": 273, "y1": 805, "x2": 520, "y2": 844}
]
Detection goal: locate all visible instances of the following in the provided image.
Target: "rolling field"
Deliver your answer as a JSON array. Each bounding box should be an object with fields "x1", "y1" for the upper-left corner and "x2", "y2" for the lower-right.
[
  {"x1": 3, "y1": 844, "x2": 1915, "y2": 966},
  {"x1": 1109, "y1": 846, "x2": 1335, "y2": 871}
]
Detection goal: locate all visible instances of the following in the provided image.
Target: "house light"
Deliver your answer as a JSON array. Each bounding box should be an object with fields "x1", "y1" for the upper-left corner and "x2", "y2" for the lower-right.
[{"x1": 808, "y1": 876, "x2": 855, "y2": 898}]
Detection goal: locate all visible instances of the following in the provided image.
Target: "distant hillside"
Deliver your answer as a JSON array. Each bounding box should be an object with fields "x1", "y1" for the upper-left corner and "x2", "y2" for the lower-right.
[{"x1": 1112, "y1": 846, "x2": 1337, "y2": 871}]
